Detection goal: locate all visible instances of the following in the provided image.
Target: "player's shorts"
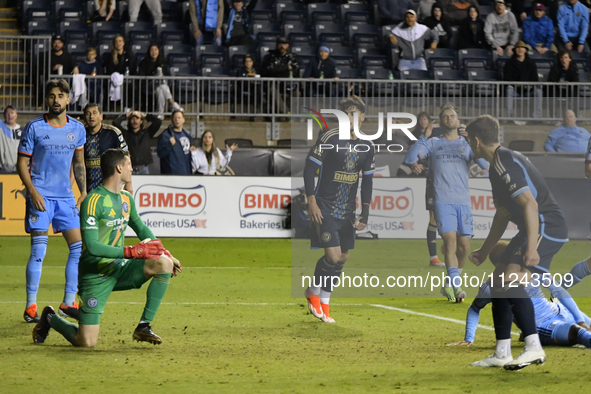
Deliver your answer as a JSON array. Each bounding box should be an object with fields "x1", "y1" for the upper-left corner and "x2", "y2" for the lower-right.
[
  {"x1": 78, "y1": 258, "x2": 149, "y2": 325},
  {"x1": 538, "y1": 305, "x2": 576, "y2": 346},
  {"x1": 500, "y1": 231, "x2": 566, "y2": 274},
  {"x1": 310, "y1": 214, "x2": 356, "y2": 251},
  {"x1": 434, "y1": 203, "x2": 473, "y2": 237},
  {"x1": 25, "y1": 196, "x2": 79, "y2": 233}
]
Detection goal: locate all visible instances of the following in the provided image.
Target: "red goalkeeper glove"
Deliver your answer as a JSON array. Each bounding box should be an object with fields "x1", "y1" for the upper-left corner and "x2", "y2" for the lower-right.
[
  {"x1": 163, "y1": 249, "x2": 183, "y2": 277},
  {"x1": 124, "y1": 239, "x2": 165, "y2": 260}
]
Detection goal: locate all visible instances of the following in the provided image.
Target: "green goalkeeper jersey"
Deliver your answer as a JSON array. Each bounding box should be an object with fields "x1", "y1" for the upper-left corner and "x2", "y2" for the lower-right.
[{"x1": 79, "y1": 185, "x2": 154, "y2": 275}]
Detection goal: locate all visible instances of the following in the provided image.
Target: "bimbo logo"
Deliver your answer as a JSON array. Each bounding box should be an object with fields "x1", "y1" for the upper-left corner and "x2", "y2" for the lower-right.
[
  {"x1": 135, "y1": 183, "x2": 206, "y2": 216},
  {"x1": 239, "y1": 186, "x2": 293, "y2": 217},
  {"x1": 304, "y1": 108, "x2": 418, "y2": 143},
  {"x1": 358, "y1": 187, "x2": 414, "y2": 218}
]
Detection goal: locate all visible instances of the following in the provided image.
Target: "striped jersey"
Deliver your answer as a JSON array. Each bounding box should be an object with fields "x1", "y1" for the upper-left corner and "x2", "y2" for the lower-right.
[
  {"x1": 17, "y1": 115, "x2": 86, "y2": 199},
  {"x1": 85, "y1": 124, "x2": 128, "y2": 193}
]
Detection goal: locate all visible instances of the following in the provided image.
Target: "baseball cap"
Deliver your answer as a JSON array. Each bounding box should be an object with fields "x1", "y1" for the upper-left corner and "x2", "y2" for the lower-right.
[
  {"x1": 276, "y1": 36, "x2": 289, "y2": 45},
  {"x1": 52, "y1": 35, "x2": 64, "y2": 43},
  {"x1": 534, "y1": 3, "x2": 545, "y2": 10},
  {"x1": 495, "y1": 0, "x2": 505, "y2": 4},
  {"x1": 406, "y1": 9, "x2": 417, "y2": 16},
  {"x1": 319, "y1": 46, "x2": 330, "y2": 53}
]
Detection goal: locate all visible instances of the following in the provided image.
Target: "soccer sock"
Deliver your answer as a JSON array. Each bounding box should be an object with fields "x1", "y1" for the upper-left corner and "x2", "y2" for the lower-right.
[
  {"x1": 312, "y1": 256, "x2": 331, "y2": 294},
  {"x1": 49, "y1": 314, "x2": 79, "y2": 345},
  {"x1": 523, "y1": 334, "x2": 543, "y2": 352},
  {"x1": 565, "y1": 260, "x2": 591, "y2": 288},
  {"x1": 320, "y1": 289, "x2": 331, "y2": 305},
  {"x1": 140, "y1": 273, "x2": 171, "y2": 324},
  {"x1": 507, "y1": 285, "x2": 538, "y2": 338},
  {"x1": 427, "y1": 224, "x2": 437, "y2": 258},
  {"x1": 577, "y1": 327, "x2": 591, "y2": 348},
  {"x1": 63, "y1": 241, "x2": 82, "y2": 306},
  {"x1": 26, "y1": 236, "x2": 48, "y2": 307},
  {"x1": 447, "y1": 266, "x2": 460, "y2": 289},
  {"x1": 494, "y1": 338, "x2": 512, "y2": 359},
  {"x1": 491, "y1": 291, "x2": 513, "y2": 340}
]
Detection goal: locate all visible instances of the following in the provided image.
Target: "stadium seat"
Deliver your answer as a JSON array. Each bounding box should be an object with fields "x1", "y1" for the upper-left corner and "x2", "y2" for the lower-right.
[
  {"x1": 537, "y1": 70, "x2": 550, "y2": 82},
  {"x1": 97, "y1": 43, "x2": 113, "y2": 64},
  {"x1": 257, "y1": 32, "x2": 281, "y2": 46},
  {"x1": 65, "y1": 30, "x2": 89, "y2": 44},
  {"x1": 347, "y1": 24, "x2": 380, "y2": 47},
  {"x1": 527, "y1": 50, "x2": 555, "y2": 60},
  {"x1": 356, "y1": 47, "x2": 388, "y2": 69},
  {"x1": 508, "y1": 140, "x2": 535, "y2": 151},
  {"x1": 336, "y1": 67, "x2": 363, "y2": 79},
  {"x1": 277, "y1": 139, "x2": 307, "y2": 147},
  {"x1": 425, "y1": 48, "x2": 457, "y2": 70},
  {"x1": 328, "y1": 46, "x2": 355, "y2": 67},
  {"x1": 129, "y1": 31, "x2": 153, "y2": 44},
  {"x1": 314, "y1": 23, "x2": 347, "y2": 46},
  {"x1": 22, "y1": 0, "x2": 49, "y2": 24},
  {"x1": 339, "y1": 3, "x2": 371, "y2": 24},
  {"x1": 91, "y1": 21, "x2": 120, "y2": 43},
  {"x1": 479, "y1": 5, "x2": 494, "y2": 19},
  {"x1": 251, "y1": 21, "x2": 279, "y2": 37},
  {"x1": 27, "y1": 21, "x2": 54, "y2": 36},
  {"x1": 467, "y1": 69, "x2": 498, "y2": 97},
  {"x1": 433, "y1": 69, "x2": 465, "y2": 96},
  {"x1": 162, "y1": 33, "x2": 186, "y2": 46},
  {"x1": 228, "y1": 45, "x2": 257, "y2": 69},
  {"x1": 335, "y1": 67, "x2": 363, "y2": 95},
  {"x1": 258, "y1": 45, "x2": 272, "y2": 63},
  {"x1": 282, "y1": 22, "x2": 313, "y2": 43},
  {"x1": 201, "y1": 67, "x2": 232, "y2": 103},
  {"x1": 160, "y1": 0, "x2": 183, "y2": 21},
  {"x1": 97, "y1": 31, "x2": 120, "y2": 47},
  {"x1": 59, "y1": 21, "x2": 88, "y2": 39},
  {"x1": 532, "y1": 59, "x2": 554, "y2": 72},
  {"x1": 290, "y1": 45, "x2": 315, "y2": 58},
  {"x1": 168, "y1": 65, "x2": 198, "y2": 103},
  {"x1": 307, "y1": 3, "x2": 338, "y2": 23},
  {"x1": 58, "y1": 9, "x2": 84, "y2": 22},
  {"x1": 168, "y1": 54, "x2": 193, "y2": 67},
  {"x1": 195, "y1": 45, "x2": 226, "y2": 67},
  {"x1": 25, "y1": 8, "x2": 50, "y2": 26},
  {"x1": 53, "y1": 0, "x2": 82, "y2": 18},
  {"x1": 123, "y1": 21, "x2": 153, "y2": 38},
  {"x1": 400, "y1": 69, "x2": 431, "y2": 96},
  {"x1": 389, "y1": 47, "x2": 401, "y2": 70},
  {"x1": 458, "y1": 48, "x2": 491, "y2": 70},
  {"x1": 251, "y1": 10, "x2": 273, "y2": 22},
  {"x1": 67, "y1": 43, "x2": 86, "y2": 56},
  {"x1": 365, "y1": 68, "x2": 397, "y2": 97},
  {"x1": 156, "y1": 22, "x2": 186, "y2": 44},
  {"x1": 275, "y1": 1, "x2": 305, "y2": 23},
  {"x1": 225, "y1": 138, "x2": 254, "y2": 148},
  {"x1": 280, "y1": 11, "x2": 306, "y2": 24},
  {"x1": 571, "y1": 52, "x2": 590, "y2": 72},
  {"x1": 131, "y1": 43, "x2": 151, "y2": 59}
]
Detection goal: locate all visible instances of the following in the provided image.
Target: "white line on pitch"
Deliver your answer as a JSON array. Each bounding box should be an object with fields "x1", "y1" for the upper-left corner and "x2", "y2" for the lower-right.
[
  {"x1": 0, "y1": 301, "x2": 363, "y2": 306},
  {"x1": 0, "y1": 266, "x2": 290, "y2": 269},
  {"x1": 370, "y1": 304, "x2": 519, "y2": 336}
]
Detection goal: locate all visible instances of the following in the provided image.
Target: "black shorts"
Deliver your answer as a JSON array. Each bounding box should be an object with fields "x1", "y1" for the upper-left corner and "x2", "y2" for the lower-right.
[
  {"x1": 310, "y1": 215, "x2": 356, "y2": 251},
  {"x1": 425, "y1": 178, "x2": 434, "y2": 211},
  {"x1": 500, "y1": 233, "x2": 566, "y2": 274}
]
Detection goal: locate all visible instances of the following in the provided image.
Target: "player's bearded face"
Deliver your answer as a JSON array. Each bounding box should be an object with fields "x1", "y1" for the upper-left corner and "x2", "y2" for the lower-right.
[
  {"x1": 345, "y1": 107, "x2": 365, "y2": 135},
  {"x1": 46, "y1": 89, "x2": 69, "y2": 116}
]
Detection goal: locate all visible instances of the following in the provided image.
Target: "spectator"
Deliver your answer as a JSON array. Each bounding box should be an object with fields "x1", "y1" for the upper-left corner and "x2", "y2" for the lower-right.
[
  {"x1": 128, "y1": 0, "x2": 162, "y2": 25},
  {"x1": 261, "y1": 36, "x2": 300, "y2": 116},
  {"x1": 303, "y1": 46, "x2": 338, "y2": 96},
  {"x1": 3, "y1": 106, "x2": 21, "y2": 139},
  {"x1": 78, "y1": 47, "x2": 102, "y2": 105},
  {"x1": 485, "y1": 0, "x2": 519, "y2": 57},
  {"x1": 105, "y1": 35, "x2": 135, "y2": 75},
  {"x1": 417, "y1": 0, "x2": 436, "y2": 22},
  {"x1": 544, "y1": 109, "x2": 591, "y2": 152},
  {"x1": 423, "y1": 3, "x2": 452, "y2": 48},
  {"x1": 441, "y1": 0, "x2": 480, "y2": 26},
  {"x1": 137, "y1": 45, "x2": 183, "y2": 119},
  {"x1": 0, "y1": 121, "x2": 18, "y2": 173},
  {"x1": 379, "y1": 0, "x2": 416, "y2": 26},
  {"x1": 239, "y1": 54, "x2": 257, "y2": 78},
  {"x1": 93, "y1": 0, "x2": 116, "y2": 21},
  {"x1": 191, "y1": 130, "x2": 238, "y2": 175},
  {"x1": 412, "y1": 111, "x2": 434, "y2": 140},
  {"x1": 157, "y1": 110, "x2": 193, "y2": 175},
  {"x1": 503, "y1": 41, "x2": 542, "y2": 123},
  {"x1": 113, "y1": 110, "x2": 162, "y2": 174},
  {"x1": 457, "y1": 6, "x2": 488, "y2": 49},
  {"x1": 389, "y1": 10, "x2": 438, "y2": 71},
  {"x1": 50, "y1": 35, "x2": 78, "y2": 75},
  {"x1": 547, "y1": 50, "x2": 579, "y2": 98},
  {"x1": 237, "y1": 55, "x2": 261, "y2": 118},
  {"x1": 556, "y1": 0, "x2": 590, "y2": 53},
  {"x1": 509, "y1": 0, "x2": 533, "y2": 26},
  {"x1": 189, "y1": 0, "x2": 225, "y2": 46},
  {"x1": 226, "y1": 0, "x2": 257, "y2": 46},
  {"x1": 523, "y1": 3, "x2": 556, "y2": 55}
]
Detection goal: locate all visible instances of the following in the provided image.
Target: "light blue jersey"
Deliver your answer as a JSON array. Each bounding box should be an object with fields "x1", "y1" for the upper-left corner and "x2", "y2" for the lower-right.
[
  {"x1": 18, "y1": 115, "x2": 86, "y2": 200},
  {"x1": 404, "y1": 135, "x2": 488, "y2": 206}
]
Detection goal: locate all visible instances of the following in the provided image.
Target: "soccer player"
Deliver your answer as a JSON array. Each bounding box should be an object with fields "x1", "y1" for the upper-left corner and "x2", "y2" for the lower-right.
[
  {"x1": 83, "y1": 103, "x2": 131, "y2": 193},
  {"x1": 465, "y1": 115, "x2": 571, "y2": 370},
  {"x1": 32, "y1": 149, "x2": 182, "y2": 346},
  {"x1": 304, "y1": 96, "x2": 375, "y2": 323},
  {"x1": 450, "y1": 241, "x2": 591, "y2": 351},
  {"x1": 405, "y1": 106, "x2": 488, "y2": 302},
  {"x1": 17, "y1": 79, "x2": 87, "y2": 323}
]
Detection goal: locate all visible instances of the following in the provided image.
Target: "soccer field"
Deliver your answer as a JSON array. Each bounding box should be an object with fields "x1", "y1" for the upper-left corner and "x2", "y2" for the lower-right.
[{"x1": 1, "y1": 236, "x2": 590, "y2": 393}]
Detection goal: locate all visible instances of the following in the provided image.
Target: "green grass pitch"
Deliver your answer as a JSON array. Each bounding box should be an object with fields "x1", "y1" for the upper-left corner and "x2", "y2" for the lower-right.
[{"x1": 1, "y1": 236, "x2": 591, "y2": 393}]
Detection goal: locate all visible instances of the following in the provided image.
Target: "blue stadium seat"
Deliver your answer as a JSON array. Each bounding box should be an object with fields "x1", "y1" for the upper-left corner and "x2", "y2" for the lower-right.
[
  {"x1": 168, "y1": 54, "x2": 193, "y2": 67},
  {"x1": 58, "y1": 9, "x2": 84, "y2": 22},
  {"x1": 532, "y1": 59, "x2": 554, "y2": 72},
  {"x1": 347, "y1": 24, "x2": 380, "y2": 47},
  {"x1": 433, "y1": 69, "x2": 465, "y2": 96},
  {"x1": 400, "y1": 69, "x2": 431, "y2": 96},
  {"x1": 251, "y1": 21, "x2": 279, "y2": 37},
  {"x1": 257, "y1": 32, "x2": 281, "y2": 46},
  {"x1": 290, "y1": 45, "x2": 315, "y2": 58},
  {"x1": 307, "y1": 3, "x2": 337, "y2": 23},
  {"x1": 23, "y1": 0, "x2": 49, "y2": 23},
  {"x1": 59, "y1": 21, "x2": 88, "y2": 38},
  {"x1": 67, "y1": 43, "x2": 86, "y2": 56},
  {"x1": 251, "y1": 10, "x2": 274, "y2": 22},
  {"x1": 356, "y1": 47, "x2": 388, "y2": 69},
  {"x1": 25, "y1": 8, "x2": 50, "y2": 25},
  {"x1": 282, "y1": 22, "x2": 312, "y2": 42},
  {"x1": 195, "y1": 44, "x2": 226, "y2": 67},
  {"x1": 169, "y1": 65, "x2": 198, "y2": 103},
  {"x1": 91, "y1": 21, "x2": 120, "y2": 43},
  {"x1": 329, "y1": 46, "x2": 355, "y2": 67},
  {"x1": 389, "y1": 47, "x2": 400, "y2": 70},
  {"x1": 527, "y1": 50, "x2": 555, "y2": 60},
  {"x1": 65, "y1": 30, "x2": 88, "y2": 44},
  {"x1": 131, "y1": 43, "x2": 151, "y2": 59},
  {"x1": 129, "y1": 31, "x2": 153, "y2": 44},
  {"x1": 258, "y1": 45, "x2": 272, "y2": 63},
  {"x1": 253, "y1": 0, "x2": 274, "y2": 11},
  {"x1": 425, "y1": 48, "x2": 457, "y2": 70},
  {"x1": 27, "y1": 21, "x2": 55, "y2": 36},
  {"x1": 201, "y1": 67, "x2": 232, "y2": 103},
  {"x1": 97, "y1": 31, "x2": 119, "y2": 47},
  {"x1": 339, "y1": 3, "x2": 371, "y2": 24},
  {"x1": 467, "y1": 69, "x2": 498, "y2": 97},
  {"x1": 314, "y1": 23, "x2": 347, "y2": 45},
  {"x1": 280, "y1": 11, "x2": 306, "y2": 24},
  {"x1": 163, "y1": 43, "x2": 193, "y2": 58},
  {"x1": 336, "y1": 67, "x2": 363, "y2": 79},
  {"x1": 53, "y1": 0, "x2": 83, "y2": 18},
  {"x1": 571, "y1": 51, "x2": 590, "y2": 72},
  {"x1": 275, "y1": 1, "x2": 305, "y2": 23},
  {"x1": 162, "y1": 33, "x2": 185, "y2": 45},
  {"x1": 160, "y1": 1, "x2": 183, "y2": 22},
  {"x1": 364, "y1": 68, "x2": 397, "y2": 96},
  {"x1": 228, "y1": 45, "x2": 257, "y2": 68},
  {"x1": 458, "y1": 48, "x2": 491, "y2": 70},
  {"x1": 97, "y1": 43, "x2": 113, "y2": 63},
  {"x1": 123, "y1": 21, "x2": 153, "y2": 38},
  {"x1": 537, "y1": 70, "x2": 550, "y2": 82},
  {"x1": 155, "y1": 22, "x2": 185, "y2": 44}
]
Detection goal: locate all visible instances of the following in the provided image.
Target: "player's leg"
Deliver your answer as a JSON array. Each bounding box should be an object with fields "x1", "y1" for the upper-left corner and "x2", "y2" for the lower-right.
[
  {"x1": 427, "y1": 211, "x2": 443, "y2": 267},
  {"x1": 564, "y1": 255, "x2": 591, "y2": 289},
  {"x1": 453, "y1": 205, "x2": 474, "y2": 302},
  {"x1": 23, "y1": 198, "x2": 52, "y2": 323},
  {"x1": 319, "y1": 247, "x2": 349, "y2": 324},
  {"x1": 440, "y1": 232, "x2": 460, "y2": 302}
]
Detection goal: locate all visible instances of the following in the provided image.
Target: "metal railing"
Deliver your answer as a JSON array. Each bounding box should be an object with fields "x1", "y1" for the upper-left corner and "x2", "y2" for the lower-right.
[{"x1": 40, "y1": 74, "x2": 591, "y2": 122}]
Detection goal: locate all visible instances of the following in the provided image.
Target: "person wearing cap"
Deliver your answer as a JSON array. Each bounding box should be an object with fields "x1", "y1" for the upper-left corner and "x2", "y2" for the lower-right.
[
  {"x1": 303, "y1": 46, "x2": 338, "y2": 96},
  {"x1": 112, "y1": 109, "x2": 162, "y2": 174},
  {"x1": 225, "y1": 0, "x2": 257, "y2": 47},
  {"x1": 503, "y1": 41, "x2": 542, "y2": 123},
  {"x1": 556, "y1": 0, "x2": 590, "y2": 54},
  {"x1": 423, "y1": 2, "x2": 452, "y2": 48},
  {"x1": 189, "y1": 0, "x2": 225, "y2": 46},
  {"x1": 389, "y1": 10, "x2": 438, "y2": 71},
  {"x1": 523, "y1": 3, "x2": 556, "y2": 55},
  {"x1": 484, "y1": 0, "x2": 519, "y2": 57},
  {"x1": 50, "y1": 35, "x2": 78, "y2": 75},
  {"x1": 440, "y1": 0, "x2": 479, "y2": 26},
  {"x1": 378, "y1": 0, "x2": 415, "y2": 26},
  {"x1": 261, "y1": 37, "x2": 300, "y2": 117}
]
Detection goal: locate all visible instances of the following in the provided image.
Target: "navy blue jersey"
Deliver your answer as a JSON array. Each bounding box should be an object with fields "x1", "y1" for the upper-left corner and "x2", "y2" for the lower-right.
[
  {"x1": 308, "y1": 129, "x2": 376, "y2": 219},
  {"x1": 85, "y1": 124, "x2": 128, "y2": 192},
  {"x1": 490, "y1": 146, "x2": 567, "y2": 239}
]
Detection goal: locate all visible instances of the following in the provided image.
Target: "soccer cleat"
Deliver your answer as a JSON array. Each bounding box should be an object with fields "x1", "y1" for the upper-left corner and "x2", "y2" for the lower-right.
[
  {"x1": 429, "y1": 257, "x2": 445, "y2": 267},
  {"x1": 59, "y1": 302, "x2": 80, "y2": 321},
  {"x1": 471, "y1": 354, "x2": 513, "y2": 367},
  {"x1": 454, "y1": 287, "x2": 466, "y2": 303},
  {"x1": 24, "y1": 304, "x2": 40, "y2": 323},
  {"x1": 441, "y1": 286, "x2": 456, "y2": 302},
  {"x1": 503, "y1": 349, "x2": 546, "y2": 371},
  {"x1": 32, "y1": 306, "x2": 55, "y2": 344},
  {"x1": 133, "y1": 325, "x2": 162, "y2": 345},
  {"x1": 320, "y1": 303, "x2": 335, "y2": 323},
  {"x1": 305, "y1": 287, "x2": 323, "y2": 319}
]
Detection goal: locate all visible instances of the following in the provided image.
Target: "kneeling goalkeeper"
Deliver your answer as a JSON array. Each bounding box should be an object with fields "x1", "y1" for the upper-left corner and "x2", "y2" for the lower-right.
[{"x1": 33, "y1": 149, "x2": 182, "y2": 346}]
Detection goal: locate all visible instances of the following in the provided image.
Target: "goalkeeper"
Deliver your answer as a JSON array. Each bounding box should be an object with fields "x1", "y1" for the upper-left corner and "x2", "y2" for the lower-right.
[{"x1": 33, "y1": 149, "x2": 182, "y2": 347}]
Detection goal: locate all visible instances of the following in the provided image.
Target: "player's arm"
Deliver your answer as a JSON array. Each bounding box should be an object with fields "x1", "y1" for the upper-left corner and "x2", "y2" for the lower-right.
[
  {"x1": 403, "y1": 137, "x2": 430, "y2": 165},
  {"x1": 543, "y1": 130, "x2": 560, "y2": 152},
  {"x1": 449, "y1": 284, "x2": 492, "y2": 345},
  {"x1": 16, "y1": 128, "x2": 45, "y2": 211},
  {"x1": 126, "y1": 192, "x2": 156, "y2": 241},
  {"x1": 514, "y1": 190, "x2": 540, "y2": 267},
  {"x1": 355, "y1": 146, "x2": 376, "y2": 230},
  {"x1": 585, "y1": 137, "x2": 591, "y2": 178},
  {"x1": 545, "y1": 282, "x2": 589, "y2": 328},
  {"x1": 470, "y1": 210, "x2": 510, "y2": 265},
  {"x1": 72, "y1": 147, "x2": 87, "y2": 207},
  {"x1": 304, "y1": 134, "x2": 330, "y2": 225},
  {"x1": 145, "y1": 114, "x2": 163, "y2": 138}
]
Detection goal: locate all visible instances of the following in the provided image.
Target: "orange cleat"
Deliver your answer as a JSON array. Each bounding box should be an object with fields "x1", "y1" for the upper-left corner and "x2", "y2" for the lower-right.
[
  {"x1": 59, "y1": 302, "x2": 80, "y2": 321},
  {"x1": 320, "y1": 303, "x2": 335, "y2": 323},
  {"x1": 24, "y1": 304, "x2": 39, "y2": 323},
  {"x1": 305, "y1": 287, "x2": 323, "y2": 319},
  {"x1": 429, "y1": 257, "x2": 445, "y2": 267}
]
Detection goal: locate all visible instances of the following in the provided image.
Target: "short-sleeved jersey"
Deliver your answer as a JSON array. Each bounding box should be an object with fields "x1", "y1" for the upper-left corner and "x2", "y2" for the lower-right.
[
  {"x1": 405, "y1": 135, "x2": 485, "y2": 206},
  {"x1": 85, "y1": 124, "x2": 128, "y2": 192},
  {"x1": 18, "y1": 115, "x2": 86, "y2": 199},
  {"x1": 489, "y1": 146, "x2": 567, "y2": 238},
  {"x1": 307, "y1": 129, "x2": 376, "y2": 219},
  {"x1": 80, "y1": 186, "x2": 146, "y2": 275}
]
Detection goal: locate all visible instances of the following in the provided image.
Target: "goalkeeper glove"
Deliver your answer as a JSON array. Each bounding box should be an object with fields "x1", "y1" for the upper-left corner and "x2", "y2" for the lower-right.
[
  {"x1": 124, "y1": 239, "x2": 165, "y2": 260},
  {"x1": 163, "y1": 249, "x2": 183, "y2": 277}
]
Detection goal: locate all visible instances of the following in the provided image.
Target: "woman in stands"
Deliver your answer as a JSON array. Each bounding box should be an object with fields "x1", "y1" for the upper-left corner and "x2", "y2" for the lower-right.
[
  {"x1": 547, "y1": 50, "x2": 579, "y2": 99},
  {"x1": 457, "y1": 6, "x2": 488, "y2": 50},
  {"x1": 191, "y1": 130, "x2": 238, "y2": 175},
  {"x1": 137, "y1": 45, "x2": 183, "y2": 119},
  {"x1": 104, "y1": 35, "x2": 135, "y2": 107}
]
